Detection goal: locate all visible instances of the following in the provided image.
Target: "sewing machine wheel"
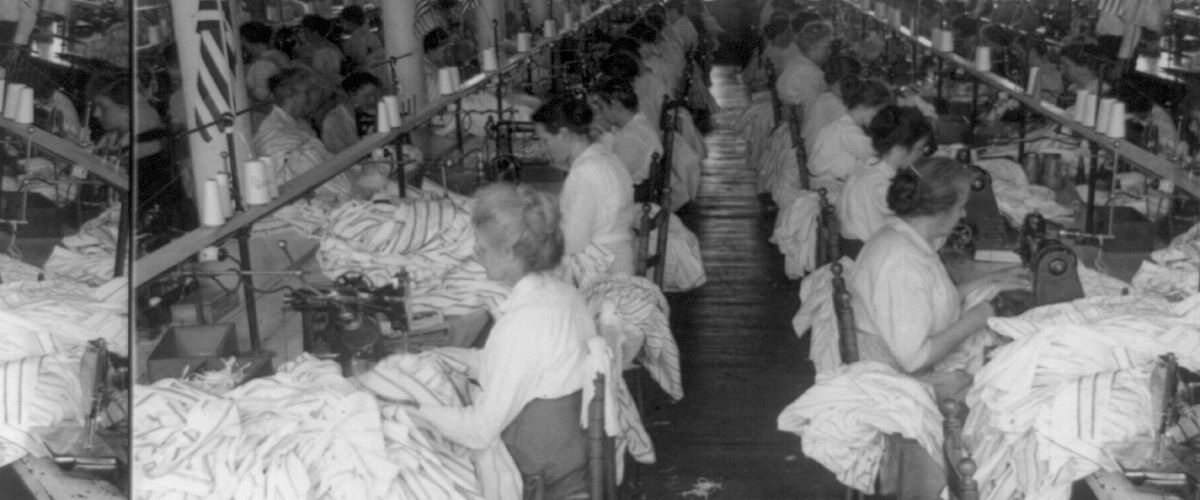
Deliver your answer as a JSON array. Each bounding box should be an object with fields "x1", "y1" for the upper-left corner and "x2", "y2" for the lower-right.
[
  {"x1": 970, "y1": 169, "x2": 989, "y2": 192},
  {"x1": 1047, "y1": 258, "x2": 1069, "y2": 276},
  {"x1": 951, "y1": 222, "x2": 975, "y2": 246}
]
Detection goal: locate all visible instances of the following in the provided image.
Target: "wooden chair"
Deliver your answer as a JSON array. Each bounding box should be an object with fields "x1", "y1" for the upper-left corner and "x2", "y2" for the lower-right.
[
  {"x1": 940, "y1": 400, "x2": 980, "y2": 500},
  {"x1": 816, "y1": 188, "x2": 841, "y2": 269},
  {"x1": 783, "y1": 104, "x2": 811, "y2": 191},
  {"x1": 635, "y1": 149, "x2": 673, "y2": 288},
  {"x1": 830, "y1": 262, "x2": 859, "y2": 365},
  {"x1": 587, "y1": 374, "x2": 618, "y2": 500},
  {"x1": 764, "y1": 61, "x2": 783, "y2": 127}
]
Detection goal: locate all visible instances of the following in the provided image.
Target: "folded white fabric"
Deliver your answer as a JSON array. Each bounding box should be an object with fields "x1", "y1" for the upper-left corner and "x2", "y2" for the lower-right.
[
  {"x1": 641, "y1": 206, "x2": 707, "y2": 292},
  {"x1": 0, "y1": 253, "x2": 42, "y2": 283},
  {"x1": 1132, "y1": 221, "x2": 1200, "y2": 301},
  {"x1": 584, "y1": 275, "x2": 682, "y2": 401},
  {"x1": 777, "y1": 361, "x2": 944, "y2": 493},
  {"x1": 135, "y1": 353, "x2": 490, "y2": 500},
  {"x1": 43, "y1": 246, "x2": 114, "y2": 286},
  {"x1": 973, "y1": 158, "x2": 1073, "y2": 226},
  {"x1": 0, "y1": 353, "x2": 84, "y2": 466},
  {"x1": 771, "y1": 191, "x2": 822, "y2": 279},
  {"x1": 966, "y1": 295, "x2": 1200, "y2": 500},
  {"x1": 793, "y1": 257, "x2": 855, "y2": 373},
  {"x1": 0, "y1": 278, "x2": 129, "y2": 360}
]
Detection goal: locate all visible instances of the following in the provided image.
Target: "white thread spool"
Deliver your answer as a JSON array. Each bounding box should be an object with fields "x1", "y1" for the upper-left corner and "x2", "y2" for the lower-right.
[
  {"x1": 243, "y1": 160, "x2": 271, "y2": 205},
  {"x1": 376, "y1": 100, "x2": 391, "y2": 133},
  {"x1": 15, "y1": 87, "x2": 33, "y2": 125},
  {"x1": 1096, "y1": 97, "x2": 1115, "y2": 135},
  {"x1": 200, "y1": 179, "x2": 225, "y2": 227},
  {"x1": 214, "y1": 172, "x2": 233, "y2": 217},
  {"x1": 974, "y1": 46, "x2": 992, "y2": 72},
  {"x1": 1073, "y1": 90, "x2": 1089, "y2": 122},
  {"x1": 1106, "y1": 101, "x2": 1126, "y2": 139},
  {"x1": 198, "y1": 246, "x2": 220, "y2": 262},
  {"x1": 4, "y1": 83, "x2": 24, "y2": 120},
  {"x1": 1026, "y1": 66, "x2": 1040, "y2": 95},
  {"x1": 1082, "y1": 93, "x2": 1099, "y2": 127},
  {"x1": 544, "y1": 19, "x2": 557, "y2": 38},
  {"x1": 147, "y1": 26, "x2": 162, "y2": 46},
  {"x1": 563, "y1": 11, "x2": 574, "y2": 30},
  {"x1": 258, "y1": 156, "x2": 279, "y2": 198},
  {"x1": 481, "y1": 48, "x2": 499, "y2": 72},
  {"x1": 517, "y1": 32, "x2": 532, "y2": 52},
  {"x1": 438, "y1": 68, "x2": 455, "y2": 95},
  {"x1": 383, "y1": 95, "x2": 401, "y2": 127}
]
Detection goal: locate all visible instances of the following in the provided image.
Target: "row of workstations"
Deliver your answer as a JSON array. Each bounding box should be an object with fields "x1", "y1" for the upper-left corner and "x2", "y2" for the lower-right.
[{"x1": 132, "y1": 0, "x2": 639, "y2": 359}]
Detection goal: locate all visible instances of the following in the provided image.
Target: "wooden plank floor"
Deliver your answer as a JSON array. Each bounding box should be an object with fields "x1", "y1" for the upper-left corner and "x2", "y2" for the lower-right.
[{"x1": 625, "y1": 66, "x2": 845, "y2": 499}]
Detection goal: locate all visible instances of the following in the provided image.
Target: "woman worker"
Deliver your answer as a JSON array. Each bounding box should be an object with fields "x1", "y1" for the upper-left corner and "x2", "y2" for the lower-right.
[
  {"x1": 837, "y1": 105, "x2": 932, "y2": 257},
  {"x1": 806, "y1": 78, "x2": 893, "y2": 194},
  {"x1": 847, "y1": 157, "x2": 1028, "y2": 399},
  {"x1": 413, "y1": 183, "x2": 595, "y2": 500},
  {"x1": 801, "y1": 55, "x2": 863, "y2": 152},
  {"x1": 532, "y1": 93, "x2": 636, "y2": 275}
]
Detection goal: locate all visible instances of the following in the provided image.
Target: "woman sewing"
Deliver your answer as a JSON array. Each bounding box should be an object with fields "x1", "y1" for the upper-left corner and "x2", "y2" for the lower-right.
[
  {"x1": 532, "y1": 93, "x2": 636, "y2": 276},
  {"x1": 837, "y1": 105, "x2": 932, "y2": 255},
  {"x1": 847, "y1": 157, "x2": 1028, "y2": 400},
  {"x1": 413, "y1": 183, "x2": 594, "y2": 500},
  {"x1": 807, "y1": 78, "x2": 893, "y2": 195}
]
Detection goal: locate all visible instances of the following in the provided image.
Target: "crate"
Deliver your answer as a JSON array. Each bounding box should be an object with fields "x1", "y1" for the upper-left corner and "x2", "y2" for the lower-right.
[{"x1": 147, "y1": 324, "x2": 238, "y2": 382}]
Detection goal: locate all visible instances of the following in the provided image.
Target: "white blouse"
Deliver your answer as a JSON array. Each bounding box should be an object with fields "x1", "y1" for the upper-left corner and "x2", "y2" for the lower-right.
[
  {"x1": 776, "y1": 52, "x2": 826, "y2": 110},
  {"x1": 847, "y1": 218, "x2": 961, "y2": 373},
  {"x1": 837, "y1": 157, "x2": 895, "y2": 241},
  {"x1": 808, "y1": 114, "x2": 873, "y2": 192},
  {"x1": 561, "y1": 143, "x2": 636, "y2": 275},
  {"x1": 600, "y1": 112, "x2": 663, "y2": 184},
  {"x1": 802, "y1": 93, "x2": 848, "y2": 154},
  {"x1": 416, "y1": 273, "x2": 595, "y2": 449}
]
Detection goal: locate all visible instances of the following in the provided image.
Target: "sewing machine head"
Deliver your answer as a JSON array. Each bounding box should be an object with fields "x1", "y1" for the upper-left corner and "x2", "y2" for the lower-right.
[
  {"x1": 990, "y1": 213, "x2": 1085, "y2": 317},
  {"x1": 285, "y1": 270, "x2": 410, "y2": 375}
]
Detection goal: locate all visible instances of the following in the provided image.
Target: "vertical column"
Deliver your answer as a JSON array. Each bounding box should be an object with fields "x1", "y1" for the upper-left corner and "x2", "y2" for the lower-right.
[
  {"x1": 382, "y1": 0, "x2": 429, "y2": 152},
  {"x1": 171, "y1": 0, "x2": 255, "y2": 216},
  {"x1": 475, "y1": 0, "x2": 506, "y2": 54}
]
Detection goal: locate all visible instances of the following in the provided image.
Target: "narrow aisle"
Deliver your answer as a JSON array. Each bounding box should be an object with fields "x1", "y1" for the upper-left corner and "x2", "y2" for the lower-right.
[{"x1": 630, "y1": 67, "x2": 845, "y2": 499}]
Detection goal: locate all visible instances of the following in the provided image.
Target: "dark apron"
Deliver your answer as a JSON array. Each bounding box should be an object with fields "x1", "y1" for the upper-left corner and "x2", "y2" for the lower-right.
[{"x1": 501, "y1": 391, "x2": 589, "y2": 500}]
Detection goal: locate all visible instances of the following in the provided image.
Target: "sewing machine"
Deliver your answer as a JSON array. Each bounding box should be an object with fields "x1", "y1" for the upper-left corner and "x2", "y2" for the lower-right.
[
  {"x1": 286, "y1": 271, "x2": 414, "y2": 375},
  {"x1": 989, "y1": 213, "x2": 1086, "y2": 317},
  {"x1": 44, "y1": 338, "x2": 129, "y2": 492}
]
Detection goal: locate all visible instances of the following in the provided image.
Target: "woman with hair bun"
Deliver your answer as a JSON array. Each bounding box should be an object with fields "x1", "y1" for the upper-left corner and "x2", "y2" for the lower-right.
[
  {"x1": 532, "y1": 93, "x2": 636, "y2": 275},
  {"x1": 847, "y1": 157, "x2": 1028, "y2": 397},
  {"x1": 836, "y1": 105, "x2": 932, "y2": 253},
  {"x1": 413, "y1": 182, "x2": 595, "y2": 500}
]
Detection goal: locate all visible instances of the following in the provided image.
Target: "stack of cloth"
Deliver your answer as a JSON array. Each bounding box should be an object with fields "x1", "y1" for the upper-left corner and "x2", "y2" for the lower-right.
[
  {"x1": 0, "y1": 277, "x2": 128, "y2": 466},
  {"x1": 770, "y1": 190, "x2": 822, "y2": 279},
  {"x1": 965, "y1": 294, "x2": 1200, "y2": 500},
  {"x1": 44, "y1": 203, "x2": 120, "y2": 286},
  {"x1": 1132, "y1": 221, "x2": 1200, "y2": 301},
  {"x1": 586, "y1": 275, "x2": 683, "y2": 402},
  {"x1": 135, "y1": 353, "x2": 491, "y2": 500},
  {"x1": 972, "y1": 158, "x2": 1074, "y2": 226},
  {"x1": 734, "y1": 97, "x2": 778, "y2": 192},
  {"x1": 640, "y1": 205, "x2": 707, "y2": 292},
  {"x1": 777, "y1": 361, "x2": 945, "y2": 493}
]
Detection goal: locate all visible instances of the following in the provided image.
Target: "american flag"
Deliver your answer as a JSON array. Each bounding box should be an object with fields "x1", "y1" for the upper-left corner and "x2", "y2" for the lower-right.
[
  {"x1": 1097, "y1": 0, "x2": 1126, "y2": 16},
  {"x1": 192, "y1": 0, "x2": 240, "y2": 142}
]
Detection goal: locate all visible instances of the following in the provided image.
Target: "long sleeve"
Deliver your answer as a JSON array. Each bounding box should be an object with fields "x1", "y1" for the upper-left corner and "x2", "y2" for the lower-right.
[
  {"x1": 776, "y1": 56, "x2": 826, "y2": 107},
  {"x1": 560, "y1": 172, "x2": 602, "y2": 256}
]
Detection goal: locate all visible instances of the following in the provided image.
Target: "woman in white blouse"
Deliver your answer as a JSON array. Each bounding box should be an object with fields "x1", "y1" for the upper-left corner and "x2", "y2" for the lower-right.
[
  {"x1": 801, "y1": 55, "x2": 862, "y2": 151},
  {"x1": 533, "y1": 93, "x2": 637, "y2": 275},
  {"x1": 807, "y1": 78, "x2": 893, "y2": 194},
  {"x1": 414, "y1": 183, "x2": 596, "y2": 500},
  {"x1": 847, "y1": 158, "x2": 1028, "y2": 399},
  {"x1": 836, "y1": 105, "x2": 931, "y2": 256}
]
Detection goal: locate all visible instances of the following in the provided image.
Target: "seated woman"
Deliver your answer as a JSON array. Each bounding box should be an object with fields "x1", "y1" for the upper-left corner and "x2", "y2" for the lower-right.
[
  {"x1": 776, "y1": 20, "x2": 833, "y2": 112},
  {"x1": 807, "y1": 78, "x2": 892, "y2": 195},
  {"x1": 533, "y1": 93, "x2": 636, "y2": 275},
  {"x1": 847, "y1": 157, "x2": 1028, "y2": 400},
  {"x1": 837, "y1": 105, "x2": 931, "y2": 256},
  {"x1": 801, "y1": 55, "x2": 863, "y2": 152},
  {"x1": 591, "y1": 78, "x2": 663, "y2": 190},
  {"x1": 414, "y1": 183, "x2": 595, "y2": 500}
]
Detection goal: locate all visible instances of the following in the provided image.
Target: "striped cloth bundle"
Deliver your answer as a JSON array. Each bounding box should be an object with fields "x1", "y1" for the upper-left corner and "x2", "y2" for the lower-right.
[
  {"x1": 0, "y1": 354, "x2": 84, "y2": 466},
  {"x1": 586, "y1": 275, "x2": 683, "y2": 402},
  {"x1": 134, "y1": 354, "x2": 489, "y2": 500}
]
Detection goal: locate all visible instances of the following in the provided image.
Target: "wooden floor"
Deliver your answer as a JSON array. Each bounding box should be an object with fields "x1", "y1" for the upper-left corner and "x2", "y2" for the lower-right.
[{"x1": 625, "y1": 66, "x2": 845, "y2": 499}]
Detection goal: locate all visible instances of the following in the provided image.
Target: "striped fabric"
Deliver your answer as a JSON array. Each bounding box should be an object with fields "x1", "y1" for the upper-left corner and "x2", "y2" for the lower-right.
[
  {"x1": 1097, "y1": 0, "x2": 1126, "y2": 15},
  {"x1": 586, "y1": 275, "x2": 682, "y2": 402},
  {"x1": 0, "y1": 354, "x2": 84, "y2": 466},
  {"x1": 254, "y1": 107, "x2": 355, "y2": 201}
]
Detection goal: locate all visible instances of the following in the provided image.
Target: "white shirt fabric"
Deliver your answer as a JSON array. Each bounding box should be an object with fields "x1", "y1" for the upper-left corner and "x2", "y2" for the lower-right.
[
  {"x1": 837, "y1": 157, "x2": 895, "y2": 242},
  {"x1": 793, "y1": 258, "x2": 857, "y2": 373},
  {"x1": 777, "y1": 361, "x2": 944, "y2": 494},
  {"x1": 809, "y1": 114, "x2": 873, "y2": 195},
  {"x1": 634, "y1": 72, "x2": 667, "y2": 128},
  {"x1": 254, "y1": 106, "x2": 354, "y2": 200},
  {"x1": 417, "y1": 273, "x2": 594, "y2": 450},
  {"x1": 847, "y1": 218, "x2": 962, "y2": 373},
  {"x1": 600, "y1": 112, "x2": 662, "y2": 184},
  {"x1": 561, "y1": 143, "x2": 636, "y2": 276},
  {"x1": 771, "y1": 190, "x2": 823, "y2": 279},
  {"x1": 803, "y1": 93, "x2": 847, "y2": 153},
  {"x1": 672, "y1": 17, "x2": 699, "y2": 50},
  {"x1": 776, "y1": 52, "x2": 826, "y2": 109},
  {"x1": 763, "y1": 43, "x2": 801, "y2": 77}
]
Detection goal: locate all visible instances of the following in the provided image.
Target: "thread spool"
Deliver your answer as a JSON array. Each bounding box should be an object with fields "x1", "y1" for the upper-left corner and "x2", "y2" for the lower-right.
[
  {"x1": 563, "y1": 12, "x2": 574, "y2": 30},
  {"x1": 383, "y1": 95, "x2": 401, "y2": 127},
  {"x1": 15, "y1": 87, "x2": 33, "y2": 125},
  {"x1": 243, "y1": 160, "x2": 271, "y2": 205},
  {"x1": 215, "y1": 172, "x2": 233, "y2": 217},
  {"x1": 517, "y1": 32, "x2": 532, "y2": 52},
  {"x1": 1082, "y1": 93, "x2": 1098, "y2": 127},
  {"x1": 1096, "y1": 97, "x2": 1115, "y2": 135},
  {"x1": 198, "y1": 246, "x2": 220, "y2": 262},
  {"x1": 1073, "y1": 90, "x2": 1089, "y2": 122},
  {"x1": 934, "y1": 30, "x2": 953, "y2": 52},
  {"x1": 438, "y1": 68, "x2": 455, "y2": 95},
  {"x1": 544, "y1": 19, "x2": 557, "y2": 38},
  {"x1": 258, "y1": 156, "x2": 279, "y2": 198},
  {"x1": 376, "y1": 100, "x2": 391, "y2": 133},
  {"x1": 482, "y1": 48, "x2": 499, "y2": 72},
  {"x1": 200, "y1": 179, "x2": 225, "y2": 227},
  {"x1": 1159, "y1": 179, "x2": 1175, "y2": 193},
  {"x1": 974, "y1": 46, "x2": 992, "y2": 72},
  {"x1": 581, "y1": 4, "x2": 592, "y2": 18},
  {"x1": 890, "y1": 8, "x2": 902, "y2": 27},
  {"x1": 1107, "y1": 102, "x2": 1126, "y2": 139},
  {"x1": 1026, "y1": 66, "x2": 1040, "y2": 95},
  {"x1": 4, "y1": 83, "x2": 23, "y2": 120},
  {"x1": 450, "y1": 67, "x2": 462, "y2": 91}
]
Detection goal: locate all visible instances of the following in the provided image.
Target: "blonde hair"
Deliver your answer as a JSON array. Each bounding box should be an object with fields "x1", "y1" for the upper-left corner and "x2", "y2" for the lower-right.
[{"x1": 472, "y1": 183, "x2": 564, "y2": 273}]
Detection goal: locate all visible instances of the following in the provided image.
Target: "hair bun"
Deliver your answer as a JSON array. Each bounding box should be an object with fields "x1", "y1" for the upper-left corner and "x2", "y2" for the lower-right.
[{"x1": 886, "y1": 168, "x2": 924, "y2": 216}]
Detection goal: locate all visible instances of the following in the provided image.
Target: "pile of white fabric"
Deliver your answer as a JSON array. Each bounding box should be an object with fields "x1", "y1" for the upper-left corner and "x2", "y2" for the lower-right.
[
  {"x1": 0, "y1": 277, "x2": 128, "y2": 466},
  {"x1": 973, "y1": 158, "x2": 1074, "y2": 226},
  {"x1": 641, "y1": 205, "x2": 707, "y2": 292},
  {"x1": 1132, "y1": 221, "x2": 1200, "y2": 301},
  {"x1": 734, "y1": 98, "x2": 778, "y2": 192},
  {"x1": 135, "y1": 353, "x2": 490, "y2": 500},
  {"x1": 586, "y1": 275, "x2": 682, "y2": 401},
  {"x1": 965, "y1": 295, "x2": 1200, "y2": 500},
  {"x1": 777, "y1": 361, "x2": 945, "y2": 493},
  {"x1": 771, "y1": 190, "x2": 822, "y2": 279},
  {"x1": 0, "y1": 253, "x2": 42, "y2": 283},
  {"x1": 44, "y1": 203, "x2": 120, "y2": 286}
]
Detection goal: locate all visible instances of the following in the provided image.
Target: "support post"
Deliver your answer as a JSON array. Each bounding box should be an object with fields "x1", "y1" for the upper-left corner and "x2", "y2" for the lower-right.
[{"x1": 382, "y1": 0, "x2": 429, "y2": 152}]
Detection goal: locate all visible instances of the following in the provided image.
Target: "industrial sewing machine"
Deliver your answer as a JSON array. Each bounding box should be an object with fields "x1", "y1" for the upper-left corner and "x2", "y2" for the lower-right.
[
  {"x1": 286, "y1": 270, "x2": 450, "y2": 375},
  {"x1": 987, "y1": 212, "x2": 1086, "y2": 317}
]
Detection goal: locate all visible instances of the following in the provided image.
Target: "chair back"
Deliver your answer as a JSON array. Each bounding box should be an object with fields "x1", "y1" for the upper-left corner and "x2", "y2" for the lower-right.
[
  {"x1": 940, "y1": 400, "x2": 979, "y2": 500},
  {"x1": 830, "y1": 262, "x2": 859, "y2": 364},
  {"x1": 635, "y1": 152, "x2": 673, "y2": 288},
  {"x1": 816, "y1": 188, "x2": 841, "y2": 267},
  {"x1": 588, "y1": 374, "x2": 618, "y2": 500},
  {"x1": 764, "y1": 61, "x2": 783, "y2": 126},
  {"x1": 783, "y1": 104, "x2": 810, "y2": 190}
]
